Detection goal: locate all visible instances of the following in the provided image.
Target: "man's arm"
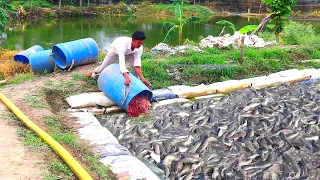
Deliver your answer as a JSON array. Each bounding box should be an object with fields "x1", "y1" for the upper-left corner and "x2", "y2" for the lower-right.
[
  {"x1": 118, "y1": 52, "x2": 130, "y2": 86},
  {"x1": 134, "y1": 66, "x2": 150, "y2": 87}
]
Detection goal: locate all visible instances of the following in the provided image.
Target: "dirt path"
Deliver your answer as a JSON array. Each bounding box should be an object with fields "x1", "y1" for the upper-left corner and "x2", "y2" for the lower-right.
[
  {"x1": 0, "y1": 63, "x2": 98, "y2": 180},
  {"x1": 0, "y1": 103, "x2": 44, "y2": 180}
]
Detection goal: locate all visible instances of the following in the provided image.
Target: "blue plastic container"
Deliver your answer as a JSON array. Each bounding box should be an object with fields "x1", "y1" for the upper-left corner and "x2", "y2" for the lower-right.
[
  {"x1": 98, "y1": 64, "x2": 153, "y2": 111},
  {"x1": 51, "y1": 38, "x2": 99, "y2": 69},
  {"x1": 14, "y1": 45, "x2": 44, "y2": 64},
  {"x1": 29, "y1": 50, "x2": 56, "y2": 74},
  {"x1": 299, "y1": 78, "x2": 320, "y2": 85}
]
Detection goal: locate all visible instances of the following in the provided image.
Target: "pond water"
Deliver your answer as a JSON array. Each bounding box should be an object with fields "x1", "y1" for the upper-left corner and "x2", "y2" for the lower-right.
[{"x1": 2, "y1": 15, "x2": 320, "y2": 51}]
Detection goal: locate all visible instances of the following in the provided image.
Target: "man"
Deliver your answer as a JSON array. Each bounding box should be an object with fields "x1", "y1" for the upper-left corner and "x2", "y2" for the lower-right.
[{"x1": 86, "y1": 31, "x2": 151, "y2": 87}]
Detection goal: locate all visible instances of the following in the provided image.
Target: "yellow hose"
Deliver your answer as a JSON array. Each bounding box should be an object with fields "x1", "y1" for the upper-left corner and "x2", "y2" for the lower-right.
[{"x1": 0, "y1": 92, "x2": 93, "y2": 180}]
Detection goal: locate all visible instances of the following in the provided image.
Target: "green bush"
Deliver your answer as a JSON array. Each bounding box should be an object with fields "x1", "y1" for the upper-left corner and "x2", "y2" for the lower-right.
[
  {"x1": 11, "y1": 0, "x2": 52, "y2": 8},
  {"x1": 258, "y1": 31, "x2": 277, "y2": 42},
  {"x1": 282, "y1": 21, "x2": 316, "y2": 45},
  {"x1": 173, "y1": 0, "x2": 190, "y2": 5}
]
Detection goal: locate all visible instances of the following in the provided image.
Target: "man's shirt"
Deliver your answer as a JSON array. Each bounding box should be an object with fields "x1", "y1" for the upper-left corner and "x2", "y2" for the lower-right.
[{"x1": 108, "y1": 37, "x2": 143, "y2": 73}]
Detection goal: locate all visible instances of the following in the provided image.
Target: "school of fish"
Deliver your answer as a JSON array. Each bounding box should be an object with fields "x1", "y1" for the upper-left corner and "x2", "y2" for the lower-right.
[{"x1": 98, "y1": 81, "x2": 320, "y2": 180}]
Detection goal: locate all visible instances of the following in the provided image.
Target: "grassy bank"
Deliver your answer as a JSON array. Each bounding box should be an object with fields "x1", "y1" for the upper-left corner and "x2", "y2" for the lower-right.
[
  {"x1": 11, "y1": 2, "x2": 213, "y2": 20},
  {"x1": 1, "y1": 25, "x2": 320, "y2": 89},
  {"x1": 140, "y1": 43, "x2": 320, "y2": 89},
  {"x1": 1, "y1": 46, "x2": 320, "y2": 90}
]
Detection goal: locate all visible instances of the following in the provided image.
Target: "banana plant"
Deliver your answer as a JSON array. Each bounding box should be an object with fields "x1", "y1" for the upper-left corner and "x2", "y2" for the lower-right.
[
  {"x1": 216, "y1": 20, "x2": 236, "y2": 36},
  {"x1": 161, "y1": 3, "x2": 200, "y2": 45},
  {"x1": 239, "y1": 25, "x2": 259, "y2": 34},
  {"x1": 216, "y1": 20, "x2": 265, "y2": 35},
  {"x1": 0, "y1": 2, "x2": 17, "y2": 33}
]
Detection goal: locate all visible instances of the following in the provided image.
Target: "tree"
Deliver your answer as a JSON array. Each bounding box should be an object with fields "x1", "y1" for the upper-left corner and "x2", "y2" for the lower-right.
[
  {"x1": 251, "y1": 0, "x2": 297, "y2": 35},
  {"x1": 161, "y1": 3, "x2": 200, "y2": 45},
  {"x1": 0, "y1": 1, "x2": 17, "y2": 33},
  {"x1": 216, "y1": 20, "x2": 259, "y2": 64}
]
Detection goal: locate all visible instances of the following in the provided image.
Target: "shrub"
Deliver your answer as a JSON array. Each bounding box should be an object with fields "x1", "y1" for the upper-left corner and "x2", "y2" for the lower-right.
[
  {"x1": 282, "y1": 21, "x2": 316, "y2": 45},
  {"x1": 258, "y1": 31, "x2": 277, "y2": 42}
]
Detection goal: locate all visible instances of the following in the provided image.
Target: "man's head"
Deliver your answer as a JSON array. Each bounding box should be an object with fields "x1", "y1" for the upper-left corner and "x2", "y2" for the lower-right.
[{"x1": 131, "y1": 31, "x2": 146, "y2": 49}]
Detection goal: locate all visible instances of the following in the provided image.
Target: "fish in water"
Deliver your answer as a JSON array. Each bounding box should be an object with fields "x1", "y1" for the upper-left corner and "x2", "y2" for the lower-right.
[{"x1": 96, "y1": 82, "x2": 320, "y2": 179}]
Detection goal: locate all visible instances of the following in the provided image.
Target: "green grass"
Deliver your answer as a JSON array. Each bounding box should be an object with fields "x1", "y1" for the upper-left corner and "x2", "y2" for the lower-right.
[
  {"x1": 133, "y1": 116, "x2": 150, "y2": 125},
  {"x1": 1, "y1": 111, "x2": 19, "y2": 121},
  {"x1": 140, "y1": 41, "x2": 320, "y2": 89},
  {"x1": 42, "y1": 74, "x2": 98, "y2": 99},
  {"x1": 50, "y1": 160, "x2": 73, "y2": 176},
  {"x1": 0, "y1": 72, "x2": 35, "y2": 88},
  {"x1": 43, "y1": 116, "x2": 111, "y2": 179},
  {"x1": 82, "y1": 155, "x2": 112, "y2": 180},
  {"x1": 9, "y1": 72, "x2": 35, "y2": 84},
  {"x1": 98, "y1": 52, "x2": 106, "y2": 62},
  {"x1": 23, "y1": 94, "x2": 50, "y2": 108},
  {"x1": 72, "y1": 73, "x2": 97, "y2": 86},
  {"x1": 44, "y1": 79, "x2": 54, "y2": 86},
  {"x1": 43, "y1": 160, "x2": 74, "y2": 180},
  {"x1": 43, "y1": 116, "x2": 79, "y2": 149},
  {"x1": 17, "y1": 128, "x2": 48, "y2": 147}
]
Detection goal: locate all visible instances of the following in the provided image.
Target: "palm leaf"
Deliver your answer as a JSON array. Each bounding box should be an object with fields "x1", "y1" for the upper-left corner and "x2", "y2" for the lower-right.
[
  {"x1": 216, "y1": 20, "x2": 236, "y2": 33},
  {"x1": 163, "y1": 25, "x2": 179, "y2": 43},
  {"x1": 239, "y1": 25, "x2": 259, "y2": 34},
  {"x1": 174, "y1": 3, "x2": 185, "y2": 22},
  {"x1": 161, "y1": 22, "x2": 175, "y2": 33},
  {"x1": 184, "y1": 16, "x2": 200, "y2": 24}
]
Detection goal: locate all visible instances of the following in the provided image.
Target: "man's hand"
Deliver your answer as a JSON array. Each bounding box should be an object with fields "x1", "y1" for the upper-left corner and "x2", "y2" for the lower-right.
[
  {"x1": 141, "y1": 78, "x2": 151, "y2": 87},
  {"x1": 124, "y1": 77, "x2": 131, "y2": 86},
  {"x1": 123, "y1": 72, "x2": 130, "y2": 86}
]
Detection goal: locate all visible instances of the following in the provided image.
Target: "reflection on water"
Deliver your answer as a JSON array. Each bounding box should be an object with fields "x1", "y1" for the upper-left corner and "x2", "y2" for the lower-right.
[{"x1": 3, "y1": 16, "x2": 320, "y2": 51}]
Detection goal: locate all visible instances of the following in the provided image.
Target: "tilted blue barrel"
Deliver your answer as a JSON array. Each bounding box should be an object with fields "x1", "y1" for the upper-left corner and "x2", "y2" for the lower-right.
[
  {"x1": 14, "y1": 45, "x2": 44, "y2": 64},
  {"x1": 51, "y1": 38, "x2": 99, "y2": 69},
  {"x1": 29, "y1": 50, "x2": 56, "y2": 74},
  {"x1": 98, "y1": 64, "x2": 153, "y2": 111}
]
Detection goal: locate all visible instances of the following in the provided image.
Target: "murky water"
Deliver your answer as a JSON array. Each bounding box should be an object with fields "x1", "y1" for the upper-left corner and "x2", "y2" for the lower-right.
[{"x1": 2, "y1": 15, "x2": 320, "y2": 51}]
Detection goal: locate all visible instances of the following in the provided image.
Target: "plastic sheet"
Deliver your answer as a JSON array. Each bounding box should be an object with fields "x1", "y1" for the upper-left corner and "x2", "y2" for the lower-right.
[
  {"x1": 77, "y1": 125, "x2": 119, "y2": 144},
  {"x1": 151, "y1": 88, "x2": 179, "y2": 102},
  {"x1": 71, "y1": 112, "x2": 101, "y2": 126},
  {"x1": 68, "y1": 106, "x2": 123, "y2": 115},
  {"x1": 151, "y1": 42, "x2": 202, "y2": 55},
  {"x1": 168, "y1": 84, "x2": 217, "y2": 98},
  {"x1": 208, "y1": 80, "x2": 252, "y2": 93},
  {"x1": 94, "y1": 143, "x2": 132, "y2": 158},
  {"x1": 100, "y1": 155, "x2": 160, "y2": 180},
  {"x1": 199, "y1": 32, "x2": 278, "y2": 49},
  {"x1": 152, "y1": 98, "x2": 190, "y2": 109}
]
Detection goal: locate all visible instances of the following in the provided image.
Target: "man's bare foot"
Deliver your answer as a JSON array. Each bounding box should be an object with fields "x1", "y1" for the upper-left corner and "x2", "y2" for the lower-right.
[{"x1": 85, "y1": 71, "x2": 92, "y2": 78}]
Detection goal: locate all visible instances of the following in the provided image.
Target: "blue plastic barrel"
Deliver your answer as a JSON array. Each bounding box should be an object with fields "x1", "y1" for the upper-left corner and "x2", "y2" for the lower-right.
[
  {"x1": 98, "y1": 64, "x2": 153, "y2": 111},
  {"x1": 29, "y1": 50, "x2": 56, "y2": 74},
  {"x1": 14, "y1": 45, "x2": 44, "y2": 64},
  {"x1": 51, "y1": 38, "x2": 99, "y2": 69}
]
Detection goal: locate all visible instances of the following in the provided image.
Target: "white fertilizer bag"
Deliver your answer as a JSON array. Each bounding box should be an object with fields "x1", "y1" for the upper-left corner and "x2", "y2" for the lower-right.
[{"x1": 66, "y1": 92, "x2": 116, "y2": 108}]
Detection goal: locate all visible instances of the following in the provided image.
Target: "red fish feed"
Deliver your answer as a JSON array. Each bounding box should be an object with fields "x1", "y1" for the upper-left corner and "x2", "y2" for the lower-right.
[{"x1": 127, "y1": 95, "x2": 151, "y2": 117}]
